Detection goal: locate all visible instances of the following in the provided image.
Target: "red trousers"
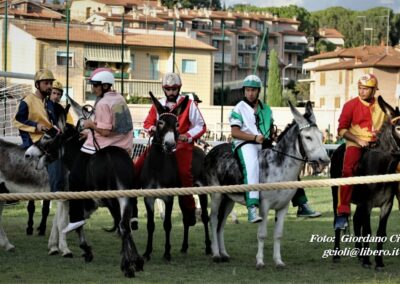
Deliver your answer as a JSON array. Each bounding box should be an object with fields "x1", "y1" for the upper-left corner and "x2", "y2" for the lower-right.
[
  {"x1": 338, "y1": 146, "x2": 363, "y2": 215},
  {"x1": 135, "y1": 142, "x2": 196, "y2": 213}
]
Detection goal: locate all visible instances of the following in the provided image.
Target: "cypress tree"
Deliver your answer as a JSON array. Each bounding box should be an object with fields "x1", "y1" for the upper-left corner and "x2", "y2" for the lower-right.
[{"x1": 267, "y1": 49, "x2": 282, "y2": 106}]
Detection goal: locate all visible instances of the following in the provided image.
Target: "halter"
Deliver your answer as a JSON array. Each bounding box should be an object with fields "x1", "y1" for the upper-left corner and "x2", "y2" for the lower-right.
[
  {"x1": 391, "y1": 116, "x2": 400, "y2": 125},
  {"x1": 269, "y1": 122, "x2": 318, "y2": 163},
  {"x1": 151, "y1": 112, "x2": 179, "y2": 153}
]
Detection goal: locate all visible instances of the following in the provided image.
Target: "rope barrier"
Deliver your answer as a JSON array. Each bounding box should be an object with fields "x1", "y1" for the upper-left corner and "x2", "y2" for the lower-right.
[{"x1": 1, "y1": 173, "x2": 400, "y2": 202}]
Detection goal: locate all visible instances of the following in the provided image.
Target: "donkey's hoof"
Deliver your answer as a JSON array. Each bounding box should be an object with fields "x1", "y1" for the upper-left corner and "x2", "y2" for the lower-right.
[
  {"x1": 205, "y1": 247, "x2": 212, "y2": 255},
  {"x1": 362, "y1": 263, "x2": 371, "y2": 269},
  {"x1": 37, "y1": 226, "x2": 46, "y2": 236},
  {"x1": 163, "y1": 253, "x2": 171, "y2": 262},
  {"x1": 5, "y1": 244, "x2": 15, "y2": 252},
  {"x1": 48, "y1": 248, "x2": 59, "y2": 256},
  {"x1": 82, "y1": 252, "x2": 93, "y2": 262},
  {"x1": 220, "y1": 255, "x2": 230, "y2": 262},
  {"x1": 62, "y1": 252, "x2": 73, "y2": 258},
  {"x1": 375, "y1": 266, "x2": 385, "y2": 272},
  {"x1": 333, "y1": 256, "x2": 341, "y2": 263},
  {"x1": 256, "y1": 262, "x2": 265, "y2": 270},
  {"x1": 143, "y1": 253, "x2": 151, "y2": 262},
  {"x1": 124, "y1": 268, "x2": 135, "y2": 278},
  {"x1": 212, "y1": 256, "x2": 221, "y2": 263},
  {"x1": 26, "y1": 227, "x2": 33, "y2": 235},
  {"x1": 276, "y1": 262, "x2": 286, "y2": 269}
]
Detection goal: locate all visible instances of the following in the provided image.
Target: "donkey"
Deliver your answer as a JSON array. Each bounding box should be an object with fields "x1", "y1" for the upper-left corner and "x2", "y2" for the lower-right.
[
  {"x1": 204, "y1": 101, "x2": 330, "y2": 268},
  {"x1": 0, "y1": 138, "x2": 71, "y2": 256},
  {"x1": 25, "y1": 112, "x2": 144, "y2": 278},
  {"x1": 140, "y1": 92, "x2": 210, "y2": 262},
  {"x1": 331, "y1": 96, "x2": 400, "y2": 270}
]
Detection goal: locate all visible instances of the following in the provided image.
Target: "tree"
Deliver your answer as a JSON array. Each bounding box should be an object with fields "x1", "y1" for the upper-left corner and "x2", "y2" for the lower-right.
[
  {"x1": 316, "y1": 40, "x2": 336, "y2": 53},
  {"x1": 294, "y1": 81, "x2": 310, "y2": 102},
  {"x1": 267, "y1": 49, "x2": 282, "y2": 107}
]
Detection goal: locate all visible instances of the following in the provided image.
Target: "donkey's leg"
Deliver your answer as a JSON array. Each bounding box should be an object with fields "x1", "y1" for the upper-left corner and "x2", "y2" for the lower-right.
[
  {"x1": 0, "y1": 202, "x2": 15, "y2": 251},
  {"x1": 332, "y1": 185, "x2": 342, "y2": 263},
  {"x1": 143, "y1": 197, "x2": 155, "y2": 261},
  {"x1": 210, "y1": 193, "x2": 223, "y2": 261},
  {"x1": 256, "y1": 200, "x2": 270, "y2": 269},
  {"x1": 26, "y1": 200, "x2": 35, "y2": 235},
  {"x1": 272, "y1": 205, "x2": 289, "y2": 268},
  {"x1": 375, "y1": 201, "x2": 393, "y2": 271},
  {"x1": 76, "y1": 226, "x2": 93, "y2": 262},
  {"x1": 199, "y1": 193, "x2": 211, "y2": 255},
  {"x1": 156, "y1": 198, "x2": 165, "y2": 221},
  {"x1": 118, "y1": 197, "x2": 144, "y2": 278},
  {"x1": 163, "y1": 197, "x2": 174, "y2": 262},
  {"x1": 181, "y1": 215, "x2": 190, "y2": 254},
  {"x1": 217, "y1": 198, "x2": 235, "y2": 262},
  {"x1": 353, "y1": 205, "x2": 363, "y2": 261},
  {"x1": 37, "y1": 200, "x2": 50, "y2": 236},
  {"x1": 51, "y1": 200, "x2": 72, "y2": 257},
  {"x1": 360, "y1": 206, "x2": 372, "y2": 268}
]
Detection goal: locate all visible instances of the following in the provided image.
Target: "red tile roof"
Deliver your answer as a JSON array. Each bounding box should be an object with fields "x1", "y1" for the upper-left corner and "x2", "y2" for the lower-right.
[{"x1": 318, "y1": 28, "x2": 344, "y2": 39}]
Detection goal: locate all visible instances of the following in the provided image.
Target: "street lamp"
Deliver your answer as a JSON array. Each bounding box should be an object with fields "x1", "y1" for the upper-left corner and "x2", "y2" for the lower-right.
[
  {"x1": 281, "y1": 63, "x2": 293, "y2": 91},
  {"x1": 357, "y1": 15, "x2": 367, "y2": 46}
]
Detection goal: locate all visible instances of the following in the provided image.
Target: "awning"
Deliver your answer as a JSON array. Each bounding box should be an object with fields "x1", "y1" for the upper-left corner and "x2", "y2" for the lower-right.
[
  {"x1": 84, "y1": 45, "x2": 130, "y2": 63},
  {"x1": 284, "y1": 35, "x2": 308, "y2": 44}
]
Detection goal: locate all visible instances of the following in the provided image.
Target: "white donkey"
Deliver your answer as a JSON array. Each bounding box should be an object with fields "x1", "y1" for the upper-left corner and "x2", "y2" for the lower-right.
[{"x1": 204, "y1": 101, "x2": 330, "y2": 268}]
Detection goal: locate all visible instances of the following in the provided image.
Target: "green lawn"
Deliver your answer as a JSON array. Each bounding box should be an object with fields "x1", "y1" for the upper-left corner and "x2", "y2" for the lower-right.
[{"x1": 1, "y1": 186, "x2": 400, "y2": 283}]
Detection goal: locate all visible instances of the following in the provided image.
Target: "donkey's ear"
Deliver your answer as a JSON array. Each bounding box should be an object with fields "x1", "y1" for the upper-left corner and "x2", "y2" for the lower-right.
[
  {"x1": 288, "y1": 100, "x2": 304, "y2": 125},
  {"x1": 65, "y1": 104, "x2": 71, "y2": 115},
  {"x1": 172, "y1": 95, "x2": 189, "y2": 116},
  {"x1": 149, "y1": 91, "x2": 165, "y2": 114},
  {"x1": 65, "y1": 93, "x2": 84, "y2": 118},
  {"x1": 378, "y1": 96, "x2": 396, "y2": 119},
  {"x1": 304, "y1": 101, "x2": 316, "y2": 123}
]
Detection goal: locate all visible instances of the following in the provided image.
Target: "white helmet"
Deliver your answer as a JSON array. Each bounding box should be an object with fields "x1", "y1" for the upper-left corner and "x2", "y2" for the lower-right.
[
  {"x1": 162, "y1": 73, "x2": 182, "y2": 88},
  {"x1": 90, "y1": 68, "x2": 115, "y2": 85}
]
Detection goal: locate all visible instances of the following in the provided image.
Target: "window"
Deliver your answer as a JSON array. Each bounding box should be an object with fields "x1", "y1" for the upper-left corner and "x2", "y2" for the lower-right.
[
  {"x1": 130, "y1": 53, "x2": 135, "y2": 71},
  {"x1": 56, "y1": 51, "x2": 74, "y2": 67},
  {"x1": 320, "y1": 97, "x2": 325, "y2": 107},
  {"x1": 150, "y1": 56, "x2": 159, "y2": 80},
  {"x1": 212, "y1": 40, "x2": 219, "y2": 48},
  {"x1": 320, "y1": 72, "x2": 326, "y2": 86},
  {"x1": 334, "y1": 97, "x2": 340, "y2": 108},
  {"x1": 182, "y1": 60, "x2": 197, "y2": 74},
  {"x1": 235, "y1": 19, "x2": 242, "y2": 28}
]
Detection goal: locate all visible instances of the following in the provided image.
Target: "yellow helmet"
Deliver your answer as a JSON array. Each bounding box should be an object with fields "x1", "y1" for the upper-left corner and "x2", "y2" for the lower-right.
[
  {"x1": 358, "y1": 73, "x2": 378, "y2": 90},
  {"x1": 52, "y1": 80, "x2": 64, "y2": 92},
  {"x1": 34, "y1": 69, "x2": 55, "y2": 82}
]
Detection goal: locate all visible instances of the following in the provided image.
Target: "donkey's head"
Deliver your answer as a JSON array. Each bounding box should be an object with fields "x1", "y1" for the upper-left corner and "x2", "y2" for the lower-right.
[
  {"x1": 24, "y1": 104, "x2": 78, "y2": 169},
  {"x1": 289, "y1": 101, "x2": 330, "y2": 174},
  {"x1": 149, "y1": 91, "x2": 188, "y2": 154},
  {"x1": 377, "y1": 95, "x2": 400, "y2": 150}
]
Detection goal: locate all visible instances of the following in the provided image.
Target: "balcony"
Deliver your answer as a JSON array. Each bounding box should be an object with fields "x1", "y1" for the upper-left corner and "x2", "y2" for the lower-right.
[
  {"x1": 214, "y1": 52, "x2": 232, "y2": 64},
  {"x1": 238, "y1": 44, "x2": 258, "y2": 53},
  {"x1": 284, "y1": 43, "x2": 306, "y2": 53},
  {"x1": 84, "y1": 78, "x2": 163, "y2": 100},
  {"x1": 238, "y1": 62, "x2": 255, "y2": 69},
  {"x1": 84, "y1": 70, "x2": 129, "y2": 79}
]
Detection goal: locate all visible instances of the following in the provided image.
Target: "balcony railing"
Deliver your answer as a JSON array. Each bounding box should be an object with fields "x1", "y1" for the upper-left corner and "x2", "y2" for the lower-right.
[
  {"x1": 238, "y1": 45, "x2": 258, "y2": 53},
  {"x1": 84, "y1": 70, "x2": 129, "y2": 79},
  {"x1": 84, "y1": 78, "x2": 163, "y2": 100},
  {"x1": 284, "y1": 44, "x2": 306, "y2": 53}
]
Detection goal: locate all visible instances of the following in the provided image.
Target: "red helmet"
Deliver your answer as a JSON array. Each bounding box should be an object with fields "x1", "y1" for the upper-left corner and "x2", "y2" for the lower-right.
[{"x1": 358, "y1": 73, "x2": 378, "y2": 90}]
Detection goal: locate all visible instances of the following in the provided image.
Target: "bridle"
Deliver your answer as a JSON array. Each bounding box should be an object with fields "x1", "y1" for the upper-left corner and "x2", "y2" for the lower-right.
[
  {"x1": 151, "y1": 112, "x2": 179, "y2": 153},
  {"x1": 268, "y1": 122, "x2": 318, "y2": 163}
]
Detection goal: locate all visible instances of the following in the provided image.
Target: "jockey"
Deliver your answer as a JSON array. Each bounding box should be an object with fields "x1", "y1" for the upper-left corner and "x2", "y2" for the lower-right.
[
  {"x1": 229, "y1": 75, "x2": 273, "y2": 223},
  {"x1": 335, "y1": 73, "x2": 386, "y2": 230},
  {"x1": 140, "y1": 72, "x2": 206, "y2": 226},
  {"x1": 50, "y1": 80, "x2": 74, "y2": 125},
  {"x1": 63, "y1": 68, "x2": 133, "y2": 233},
  {"x1": 13, "y1": 69, "x2": 56, "y2": 148}
]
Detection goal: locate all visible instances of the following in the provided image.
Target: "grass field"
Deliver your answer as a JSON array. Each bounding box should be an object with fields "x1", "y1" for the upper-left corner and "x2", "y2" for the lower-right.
[{"x1": 1, "y1": 185, "x2": 400, "y2": 283}]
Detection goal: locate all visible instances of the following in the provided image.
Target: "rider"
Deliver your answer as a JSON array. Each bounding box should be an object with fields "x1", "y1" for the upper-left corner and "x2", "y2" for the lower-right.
[
  {"x1": 50, "y1": 80, "x2": 74, "y2": 125},
  {"x1": 334, "y1": 73, "x2": 386, "y2": 230},
  {"x1": 229, "y1": 75, "x2": 274, "y2": 223},
  {"x1": 13, "y1": 69, "x2": 64, "y2": 232},
  {"x1": 62, "y1": 68, "x2": 133, "y2": 233},
  {"x1": 141, "y1": 72, "x2": 206, "y2": 226}
]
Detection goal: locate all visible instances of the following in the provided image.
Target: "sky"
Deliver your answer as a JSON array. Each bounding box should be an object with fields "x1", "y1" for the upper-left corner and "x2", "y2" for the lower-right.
[{"x1": 222, "y1": 0, "x2": 400, "y2": 13}]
